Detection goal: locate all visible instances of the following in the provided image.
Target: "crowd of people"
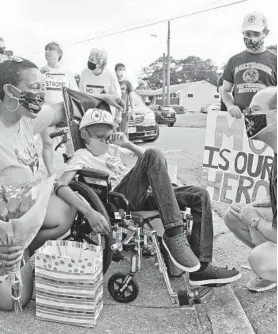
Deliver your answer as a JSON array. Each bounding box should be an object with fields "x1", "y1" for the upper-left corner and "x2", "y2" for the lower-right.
[{"x1": 0, "y1": 10, "x2": 276, "y2": 311}]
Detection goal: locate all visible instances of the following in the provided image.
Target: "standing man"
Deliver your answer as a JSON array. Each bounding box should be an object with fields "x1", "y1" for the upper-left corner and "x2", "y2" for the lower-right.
[
  {"x1": 115, "y1": 63, "x2": 135, "y2": 135},
  {"x1": 222, "y1": 12, "x2": 277, "y2": 118}
]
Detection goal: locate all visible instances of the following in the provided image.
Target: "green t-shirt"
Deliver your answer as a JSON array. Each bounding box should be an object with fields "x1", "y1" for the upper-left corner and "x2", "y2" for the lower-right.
[{"x1": 223, "y1": 49, "x2": 277, "y2": 111}]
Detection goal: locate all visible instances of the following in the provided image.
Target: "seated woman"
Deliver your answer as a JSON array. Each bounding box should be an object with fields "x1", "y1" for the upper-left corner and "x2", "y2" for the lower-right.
[{"x1": 0, "y1": 57, "x2": 124, "y2": 310}]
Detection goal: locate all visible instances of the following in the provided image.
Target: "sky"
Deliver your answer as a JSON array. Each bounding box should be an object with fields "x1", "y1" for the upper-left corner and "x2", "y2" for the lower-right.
[{"x1": 1, "y1": 0, "x2": 277, "y2": 86}]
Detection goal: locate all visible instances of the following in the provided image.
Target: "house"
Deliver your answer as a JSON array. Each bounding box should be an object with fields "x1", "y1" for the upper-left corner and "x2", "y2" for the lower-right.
[{"x1": 137, "y1": 80, "x2": 220, "y2": 112}]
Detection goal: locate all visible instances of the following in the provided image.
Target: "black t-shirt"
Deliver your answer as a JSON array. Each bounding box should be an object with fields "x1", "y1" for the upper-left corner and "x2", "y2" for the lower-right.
[
  {"x1": 223, "y1": 49, "x2": 277, "y2": 111},
  {"x1": 270, "y1": 153, "x2": 277, "y2": 229}
]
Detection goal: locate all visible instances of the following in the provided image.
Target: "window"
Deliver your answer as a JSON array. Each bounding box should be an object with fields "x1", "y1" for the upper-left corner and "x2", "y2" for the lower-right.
[
  {"x1": 188, "y1": 93, "x2": 193, "y2": 98},
  {"x1": 214, "y1": 94, "x2": 220, "y2": 98}
]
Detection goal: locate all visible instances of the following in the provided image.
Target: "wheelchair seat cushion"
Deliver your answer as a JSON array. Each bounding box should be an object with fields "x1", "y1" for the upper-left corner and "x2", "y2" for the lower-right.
[{"x1": 131, "y1": 210, "x2": 160, "y2": 220}]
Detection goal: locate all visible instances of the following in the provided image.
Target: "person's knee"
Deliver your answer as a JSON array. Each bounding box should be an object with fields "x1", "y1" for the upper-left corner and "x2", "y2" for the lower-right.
[
  {"x1": 144, "y1": 148, "x2": 164, "y2": 160},
  {"x1": 248, "y1": 243, "x2": 277, "y2": 280}
]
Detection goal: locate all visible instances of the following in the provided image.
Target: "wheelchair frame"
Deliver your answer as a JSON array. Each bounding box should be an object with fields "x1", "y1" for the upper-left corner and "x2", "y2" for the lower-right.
[{"x1": 50, "y1": 87, "x2": 213, "y2": 306}]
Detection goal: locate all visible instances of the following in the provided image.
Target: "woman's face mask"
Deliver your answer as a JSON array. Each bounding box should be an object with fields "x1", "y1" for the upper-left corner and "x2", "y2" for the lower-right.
[
  {"x1": 244, "y1": 107, "x2": 277, "y2": 139},
  {"x1": 86, "y1": 137, "x2": 109, "y2": 156},
  {"x1": 87, "y1": 61, "x2": 97, "y2": 71},
  {"x1": 10, "y1": 85, "x2": 45, "y2": 114}
]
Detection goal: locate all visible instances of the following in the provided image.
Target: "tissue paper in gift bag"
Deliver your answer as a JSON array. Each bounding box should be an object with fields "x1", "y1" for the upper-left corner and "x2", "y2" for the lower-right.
[{"x1": 35, "y1": 240, "x2": 103, "y2": 328}]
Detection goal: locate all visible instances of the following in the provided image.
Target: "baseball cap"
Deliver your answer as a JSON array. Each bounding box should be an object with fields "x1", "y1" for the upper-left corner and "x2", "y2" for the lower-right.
[
  {"x1": 88, "y1": 48, "x2": 107, "y2": 66},
  {"x1": 79, "y1": 108, "x2": 117, "y2": 130},
  {"x1": 242, "y1": 12, "x2": 268, "y2": 32}
]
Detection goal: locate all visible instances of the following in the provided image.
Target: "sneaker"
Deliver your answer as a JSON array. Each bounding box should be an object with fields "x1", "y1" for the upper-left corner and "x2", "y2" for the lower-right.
[
  {"x1": 189, "y1": 264, "x2": 242, "y2": 286},
  {"x1": 162, "y1": 232, "x2": 200, "y2": 273},
  {"x1": 246, "y1": 277, "x2": 277, "y2": 292}
]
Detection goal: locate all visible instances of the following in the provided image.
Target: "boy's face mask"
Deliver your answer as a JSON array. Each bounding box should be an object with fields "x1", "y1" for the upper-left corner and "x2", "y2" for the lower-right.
[
  {"x1": 244, "y1": 107, "x2": 277, "y2": 139},
  {"x1": 10, "y1": 85, "x2": 45, "y2": 114},
  {"x1": 86, "y1": 137, "x2": 109, "y2": 156}
]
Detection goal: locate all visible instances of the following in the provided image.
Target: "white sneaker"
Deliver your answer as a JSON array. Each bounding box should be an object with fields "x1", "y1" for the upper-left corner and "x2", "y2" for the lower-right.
[{"x1": 246, "y1": 276, "x2": 277, "y2": 292}]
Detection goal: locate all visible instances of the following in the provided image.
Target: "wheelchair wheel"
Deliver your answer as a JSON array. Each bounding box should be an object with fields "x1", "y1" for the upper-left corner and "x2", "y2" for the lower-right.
[
  {"x1": 108, "y1": 272, "x2": 139, "y2": 303},
  {"x1": 67, "y1": 181, "x2": 113, "y2": 274}
]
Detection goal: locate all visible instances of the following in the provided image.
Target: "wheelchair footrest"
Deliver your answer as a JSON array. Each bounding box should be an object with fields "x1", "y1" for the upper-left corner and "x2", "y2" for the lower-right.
[{"x1": 177, "y1": 286, "x2": 213, "y2": 307}]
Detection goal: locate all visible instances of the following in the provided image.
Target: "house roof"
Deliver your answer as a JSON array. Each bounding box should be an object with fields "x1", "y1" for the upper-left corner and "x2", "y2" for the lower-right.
[{"x1": 137, "y1": 80, "x2": 215, "y2": 96}]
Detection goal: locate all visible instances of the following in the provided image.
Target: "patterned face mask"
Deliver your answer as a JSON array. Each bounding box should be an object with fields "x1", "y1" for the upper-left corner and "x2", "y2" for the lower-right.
[
  {"x1": 10, "y1": 85, "x2": 45, "y2": 114},
  {"x1": 244, "y1": 36, "x2": 265, "y2": 51}
]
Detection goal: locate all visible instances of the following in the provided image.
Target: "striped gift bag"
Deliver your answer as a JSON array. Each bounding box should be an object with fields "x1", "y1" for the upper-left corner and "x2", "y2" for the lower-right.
[{"x1": 35, "y1": 240, "x2": 103, "y2": 328}]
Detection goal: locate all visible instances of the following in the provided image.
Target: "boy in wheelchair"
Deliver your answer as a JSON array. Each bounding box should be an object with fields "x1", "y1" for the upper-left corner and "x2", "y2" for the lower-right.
[{"x1": 55, "y1": 108, "x2": 241, "y2": 286}]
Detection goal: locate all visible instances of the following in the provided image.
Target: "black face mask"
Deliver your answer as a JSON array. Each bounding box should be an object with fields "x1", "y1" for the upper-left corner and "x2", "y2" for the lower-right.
[
  {"x1": 87, "y1": 61, "x2": 97, "y2": 71},
  {"x1": 244, "y1": 114, "x2": 267, "y2": 139},
  {"x1": 11, "y1": 86, "x2": 45, "y2": 114}
]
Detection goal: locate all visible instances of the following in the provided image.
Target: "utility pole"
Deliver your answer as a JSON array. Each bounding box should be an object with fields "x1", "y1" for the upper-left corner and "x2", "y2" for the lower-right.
[
  {"x1": 167, "y1": 20, "x2": 171, "y2": 105},
  {"x1": 162, "y1": 53, "x2": 166, "y2": 105}
]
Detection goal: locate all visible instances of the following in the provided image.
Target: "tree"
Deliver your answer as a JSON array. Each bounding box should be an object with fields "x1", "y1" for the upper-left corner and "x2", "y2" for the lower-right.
[
  {"x1": 267, "y1": 44, "x2": 277, "y2": 53},
  {"x1": 137, "y1": 56, "x2": 219, "y2": 90}
]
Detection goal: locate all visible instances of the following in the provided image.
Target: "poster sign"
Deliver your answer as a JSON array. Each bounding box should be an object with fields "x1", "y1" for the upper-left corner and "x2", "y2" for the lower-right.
[{"x1": 201, "y1": 111, "x2": 273, "y2": 204}]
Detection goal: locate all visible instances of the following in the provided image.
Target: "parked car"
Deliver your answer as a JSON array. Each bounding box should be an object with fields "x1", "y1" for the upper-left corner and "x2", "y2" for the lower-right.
[
  {"x1": 128, "y1": 92, "x2": 159, "y2": 142},
  {"x1": 150, "y1": 105, "x2": 176, "y2": 127},
  {"x1": 200, "y1": 102, "x2": 221, "y2": 114}
]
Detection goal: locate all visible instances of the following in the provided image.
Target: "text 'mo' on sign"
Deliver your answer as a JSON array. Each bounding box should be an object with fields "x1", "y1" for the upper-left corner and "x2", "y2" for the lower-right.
[{"x1": 202, "y1": 111, "x2": 273, "y2": 204}]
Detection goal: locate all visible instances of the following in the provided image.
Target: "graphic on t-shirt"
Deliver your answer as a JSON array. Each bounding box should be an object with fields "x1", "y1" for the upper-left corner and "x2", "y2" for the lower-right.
[
  {"x1": 243, "y1": 68, "x2": 259, "y2": 83},
  {"x1": 85, "y1": 85, "x2": 105, "y2": 95},
  {"x1": 235, "y1": 62, "x2": 273, "y2": 95},
  {"x1": 45, "y1": 73, "x2": 67, "y2": 91},
  {"x1": 14, "y1": 145, "x2": 39, "y2": 174}
]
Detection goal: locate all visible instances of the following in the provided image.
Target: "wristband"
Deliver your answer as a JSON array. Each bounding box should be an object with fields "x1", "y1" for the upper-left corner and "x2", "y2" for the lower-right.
[{"x1": 54, "y1": 184, "x2": 68, "y2": 196}]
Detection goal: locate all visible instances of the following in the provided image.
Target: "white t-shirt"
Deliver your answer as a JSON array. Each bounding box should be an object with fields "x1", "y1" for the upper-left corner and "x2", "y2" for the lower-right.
[
  {"x1": 79, "y1": 67, "x2": 121, "y2": 98},
  {"x1": 64, "y1": 145, "x2": 136, "y2": 189},
  {"x1": 41, "y1": 65, "x2": 79, "y2": 105},
  {"x1": 0, "y1": 106, "x2": 55, "y2": 186}
]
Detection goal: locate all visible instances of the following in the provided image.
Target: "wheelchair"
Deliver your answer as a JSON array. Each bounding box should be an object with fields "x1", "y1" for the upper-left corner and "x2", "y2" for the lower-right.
[{"x1": 50, "y1": 87, "x2": 213, "y2": 307}]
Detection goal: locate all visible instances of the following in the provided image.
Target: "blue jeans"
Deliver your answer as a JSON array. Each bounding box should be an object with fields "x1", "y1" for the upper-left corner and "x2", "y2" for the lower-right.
[{"x1": 114, "y1": 148, "x2": 213, "y2": 262}]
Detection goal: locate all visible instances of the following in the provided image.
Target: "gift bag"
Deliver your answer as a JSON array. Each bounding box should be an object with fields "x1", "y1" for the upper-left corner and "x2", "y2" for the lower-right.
[{"x1": 35, "y1": 240, "x2": 103, "y2": 328}]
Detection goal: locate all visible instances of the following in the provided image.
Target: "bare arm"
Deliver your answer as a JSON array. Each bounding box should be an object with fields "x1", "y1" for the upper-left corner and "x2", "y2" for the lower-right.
[
  {"x1": 222, "y1": 80, "x2": 242, "y2": 118},
  {"x1": 56, "y1": 170, "x2": 110, "y2": 234},
  {"x1": 222, "y1": 80, "x2": 235, "y2": 109},
  {"x1": 129, "y1": 91, "x2": 135, "y2": 117},
  {"x1": 124, "y1": 141, "x2": 145, "y2": 158},
  {"x1": 49, "y1": 94, "x2": 125, "y2": 127},
  {"x1": 256, "y1": 219, "x2": 277, "y2": 243}
]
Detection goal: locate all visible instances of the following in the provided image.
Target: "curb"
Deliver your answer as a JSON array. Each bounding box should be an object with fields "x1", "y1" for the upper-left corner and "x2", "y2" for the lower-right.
[{"x1": 201, "y1": 284, "x2": 255, "y2": 334}]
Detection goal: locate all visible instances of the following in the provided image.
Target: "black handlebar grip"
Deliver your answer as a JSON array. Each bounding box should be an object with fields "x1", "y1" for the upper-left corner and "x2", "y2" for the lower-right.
[{"x1": 49, "y1": 129, "x2": 68, "y2": 139}]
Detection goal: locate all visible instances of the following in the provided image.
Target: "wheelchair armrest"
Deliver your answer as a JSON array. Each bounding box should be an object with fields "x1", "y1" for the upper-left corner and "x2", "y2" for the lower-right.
[{"x1": 77, "y1": 167, "x2": 109, "y2": 180}]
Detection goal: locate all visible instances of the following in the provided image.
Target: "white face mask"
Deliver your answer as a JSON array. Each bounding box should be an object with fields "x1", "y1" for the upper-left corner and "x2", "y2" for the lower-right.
[{"x1": 86, "y1": 137, "x2": 108, "y2": 156}]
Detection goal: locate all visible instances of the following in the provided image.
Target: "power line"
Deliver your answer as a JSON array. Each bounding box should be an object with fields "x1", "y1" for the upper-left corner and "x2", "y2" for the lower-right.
[{"x1": 26, "y1": 0, "x2": 247, "y2": 56}]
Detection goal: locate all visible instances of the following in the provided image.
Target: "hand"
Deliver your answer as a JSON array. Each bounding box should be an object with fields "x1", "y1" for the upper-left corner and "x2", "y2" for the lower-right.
[
  {"x1": 85, "y1": 208, "x2": 110, "y2": 235},
  {"x1": 100, "y1": 95, "x2": 125, "y2": 111},
  {"x1": 228, "y1": 105, "x2": 242, "y2": 118},
  {"x1": 251, "y1": 200, "x2": 271, "y2": 208},
  {"x1": 0, "y1": 245, "x2": 24, "y2": 270},
  {"x1": 229, "y1": 203, "x2": 260, "y2": 226},
  {"x1": 108, "y1": 132, "x2": 129, "y2": 148}
]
